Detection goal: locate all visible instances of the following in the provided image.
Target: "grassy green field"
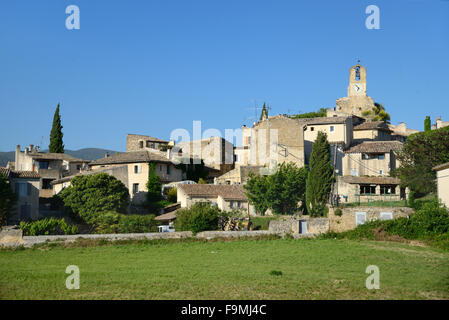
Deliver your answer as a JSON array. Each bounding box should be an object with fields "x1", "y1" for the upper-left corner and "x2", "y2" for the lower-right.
[{"x1": 1, "y1": 237, "x2": 448, "y2": 299}]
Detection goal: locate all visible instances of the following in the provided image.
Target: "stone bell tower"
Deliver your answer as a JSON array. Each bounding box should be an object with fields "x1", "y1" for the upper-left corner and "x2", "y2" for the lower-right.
[
  {"x1": 333, "y1": 62, "x2": 375, "y2": 118},
  {"x1": 347, "y1": 64, "x2": 367, "y2": 97}
]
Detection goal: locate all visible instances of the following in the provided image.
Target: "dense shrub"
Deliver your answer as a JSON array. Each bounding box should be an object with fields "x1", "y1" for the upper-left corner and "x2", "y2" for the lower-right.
[
  {"x1": 0, "y1": 174, "x2": 17, "y2": 226},
  {"x1": 174, "y1": 202, "x2": 228, "y2": 234},
  {"x1": 19, "y1": 218, "x2": 78, "y2": 236},
  {"x1": 322, "y1": 200, "x2": 449, "y2": 248},
  {"x1": 58, "y1": 173, "x2": 129, "y2": 224},
  {"x1": 94, "y1": 211, "x2": 159, "y2": 234},
  {"x1": 166, "y1": 187, "x2": 177, "y2": 203}
]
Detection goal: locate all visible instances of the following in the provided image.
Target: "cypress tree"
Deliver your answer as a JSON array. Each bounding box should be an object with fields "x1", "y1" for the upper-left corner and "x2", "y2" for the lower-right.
[
  {"x1": 260, "y1": 102, "x2": 268, "y2": 120},
  {"x1": 146, "y1": 162, "x2": 162, "y2": 204},
  {"x1": 305, "y1": 131, "x2": 333, "y2": 217},
  {"x1": 424, "y1": 116, "x2": 431, "y2": 132},
  {"x1": 49, "y1": 103, "x2": 64, "y2": 153}
]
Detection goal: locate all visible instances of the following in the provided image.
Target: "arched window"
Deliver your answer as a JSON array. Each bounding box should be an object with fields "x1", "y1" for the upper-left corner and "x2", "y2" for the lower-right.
[{"x1": 355, "y1": 66, "x2": 361, "y2": 81}]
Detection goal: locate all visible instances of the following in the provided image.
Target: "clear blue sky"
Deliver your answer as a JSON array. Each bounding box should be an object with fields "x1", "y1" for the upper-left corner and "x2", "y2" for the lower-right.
[{"x1": 1, "y1": 0, "x2": 448, "y2": 152}]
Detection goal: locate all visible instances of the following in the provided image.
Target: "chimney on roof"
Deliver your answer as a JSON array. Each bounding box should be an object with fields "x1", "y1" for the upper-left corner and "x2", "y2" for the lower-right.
[
  {"x1": 105, "y1": 152, "x2": 110, "y2": 158},
  {"x1": 29, "y1": 144, "x2": 34, "y2": 153},
  {"x1": 25, "y1": 147, "x2": 29, "y2": 154}
]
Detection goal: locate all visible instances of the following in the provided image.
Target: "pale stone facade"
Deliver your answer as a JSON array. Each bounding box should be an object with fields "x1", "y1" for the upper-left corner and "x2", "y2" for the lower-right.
[
  {"x1": 238, "y1": 115, "x2": 305, "y2": 169},
  {"x1": 89, "y1": 151, "x2": 184, "y2": 205},
  {"x1": 431, "y1": 117, "x2": 449, "y2": 130},
  {"x1": 214, "y1": 165, "x2": 264, "y2": 185},
  {"x1": 336, "y1": 176, "x2": 406, "y2": 204},
  {"x1": 0, "y1": 168, "x2": 40, "y2": 223},
  {"x1": 328, "y1": 206, "x2": 413, "y2": 233},
  {"x1": 177, "y1": 184, "x2": 255, "y2": 215},
  {"x1": 126, "y1": 133, "x2": 170, "y2": 152},
  {"x1": 175, "y1": 136, "x2": 234, "y2": 175},
  {"x1": 13, "y1": 145, "x2": 89, "y2": 198},
  {"x1": 434, "y1": 162, "x2": 449, "y2": 208}
]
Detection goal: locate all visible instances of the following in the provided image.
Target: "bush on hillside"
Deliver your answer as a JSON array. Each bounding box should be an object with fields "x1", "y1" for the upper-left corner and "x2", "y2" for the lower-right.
[
  {"x1": 322, "y1": 200, "x2": 449, "y2": 247},
  {"x1": 174, "y1": 202, "x2": 229, "y2": 234},
  {"x1": 19, "y1": 218, "x2": 78, "y2": 236},
  {"x1": 94, "y1": 211, "x2": 159, "y2": 234},
  {"x1": 166, "y1": 187, "x2": 177, "y2": 203}
]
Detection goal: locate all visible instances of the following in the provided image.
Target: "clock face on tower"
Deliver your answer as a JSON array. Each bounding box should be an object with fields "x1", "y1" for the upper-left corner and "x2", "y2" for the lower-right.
[{"x1": 352, "y1": 83, "x2": 364, "y2": 94}]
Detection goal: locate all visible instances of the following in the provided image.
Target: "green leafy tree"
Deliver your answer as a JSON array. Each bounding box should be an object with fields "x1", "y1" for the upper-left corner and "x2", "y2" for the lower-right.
[
  {"x1": 174, "y1": 202, "x2": 223, "y2": 234},
  {"x1": 424, "y1": 116, "x2": 431, "y2": 132},
  {"x1": 146, "y1": 162, "x2": 162, "y2": 204},
  {"x1": 305, "y1": 131, "x2": 333, "y2": 216},
  {"x1": 396, "y1": 126, "x2": 449, "y2": 195},
  {"x1": 290, "y1": 108, "x2": 327, "y2": 119},
  {"x1": 244, "y1": 172, "x2": 270, "y2": 215},
  {"x1": 266, "y1": 163, "x2": 308, "y2": 214},
  {"x1": 244, "y1": 163, "x2": 308, "y2": 215},
  {"x1": 0, "y1": 175, "x2": 17, "y2": 226},
  {"x1": 372, "y1": 103, "x2": 391, "y2": 123},
  {"x1": 58, "y1": 173, "x2": 129, "y2": 224},
  {"x1": 49, "y1": 103, "x2": 64, "y2": 153}
]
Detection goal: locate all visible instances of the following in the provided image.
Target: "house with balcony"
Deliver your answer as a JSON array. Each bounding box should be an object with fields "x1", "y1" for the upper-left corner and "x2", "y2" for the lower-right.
[
  {"x1": 89, "y1": 150, "x2": 185, "y2": 206},
  {"x1": 11, "y1": 145, "x2": 89, "y2": 198}
]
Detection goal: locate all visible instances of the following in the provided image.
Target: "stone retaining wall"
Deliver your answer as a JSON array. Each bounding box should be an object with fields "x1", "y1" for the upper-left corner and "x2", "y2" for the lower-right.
[
  {"x1": 268, "y1": 217, "x2": 329, "y2": 234},
  {"x1": 328, "y1": 206, "x2": 413, "y2": 233},
  {"x1": 1, "y1": 229, "x2": 305, "y2": 248}
]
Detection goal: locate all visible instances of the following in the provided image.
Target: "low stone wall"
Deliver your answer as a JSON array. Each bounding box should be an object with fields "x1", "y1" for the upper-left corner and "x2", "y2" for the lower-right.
[
  {"x1": 0, "y1": 226, "x2": 25, "y2": 247},
  {"x1": 328, "y1": 206, "x2": 413, "y2": 233},
  {"x1": 268, "y1": 217, "x2": 329, "y2": 235},
  {"x1": 268, "y1": 219, "x2": 299, "y2": 234},
  {"x1": 196, "y1": 230, "x2": 275, "y2": 239},
  {"x1": 301, "y1": 217, "x2": 329, "y2": 234},
  {"x1": 21, "y1": 231, "x2": 193, "y2": 247},
  {"x1": 2, "y1": 229, "x2": 301, "y2": 248}
]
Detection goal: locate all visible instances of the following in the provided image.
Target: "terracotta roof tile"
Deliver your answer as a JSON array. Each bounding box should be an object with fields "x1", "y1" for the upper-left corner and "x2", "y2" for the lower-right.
[
  {"x1": 433, "y1": 162, "x2": 449, "y2": 171},
  {"x1": 28, "y1": 152, "x2": 88, "y2": 162},
  {"x1": 178, "y1": 184, "x2": 248, "y2": 201},
  {"x1": 344, "y1": 141, "x2": 403, "y2": 154},
  {"x1": 127, "y1": 133, "x2": 169, "y2": 143},
  {"x1": 0, "y1": 167, "x2": 40, "y2": 179},
  {"x1": 90, "y1": 151, "x2": 172, "y2": 166},
  {"x1": 0, "y1": 167, "x2": 10, "y2": 178},
  {"x1": 340, "y1": 176, "x2": 401, "y2": 185},
  {"x1": 354, "y1": 121, "x2": 392, "y2": 132},
  {"x1": 11, "y1": 171, "x2": 40, "y2": 179}
]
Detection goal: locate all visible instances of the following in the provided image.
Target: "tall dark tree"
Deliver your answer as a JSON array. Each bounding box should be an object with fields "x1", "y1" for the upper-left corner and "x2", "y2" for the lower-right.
[
  {"x1": 305, "y1": 131, "x2": 333, "y2": 217},
  {"x1": 260, "y1": 102, "x2": 268, "y2": 120},
  {"x1": 146, "y1": 162, "x2": 162, "y2": 204},
  {"x1": 424, "y1": 116, "x2": 431, "y2": 132},
  {"x1": 49, "y1": 103, "x2": 64, "y2": 153},
  {"x1": 0, "y1": 174, "x2": 17, "y2": 226}
]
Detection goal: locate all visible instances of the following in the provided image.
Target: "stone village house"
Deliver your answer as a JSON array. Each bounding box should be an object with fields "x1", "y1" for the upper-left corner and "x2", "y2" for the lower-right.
[
  {"x1": 433, "y1": 162, "x2": 449, "y2": 209},
  {"x1": 177, "y1": 184, "x2": 255, "y2": 215},
  {"x1": 0, "y1": 167, "x2": 40, "y2": 223},
  {"x1": 10, "y1": 144, "x2": 89, "y2": 199},
  {"x1": 52, "y1": 150, "x2": 185, "y2": 209},
  {"x1": 220, "y1": 63, "x2": 411, "y2": 204}
]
